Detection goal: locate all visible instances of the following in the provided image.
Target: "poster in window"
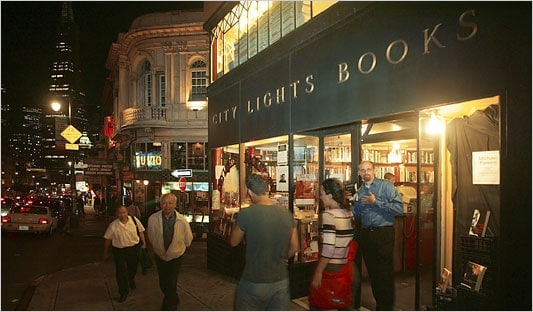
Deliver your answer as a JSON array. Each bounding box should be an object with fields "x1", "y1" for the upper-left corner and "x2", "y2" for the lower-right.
[
  {"x1": 276, "y1": 165, "x2": 289, "y2": 192},
  {"x1": 277, "y1": 144, "x2": 288, "y2": 165},
  {"x1": 472, "y1": 151, "x2": 499, "y2": 185},
  {"x1": 295, "y1": 173, "x2": 317, "y2": 205}
]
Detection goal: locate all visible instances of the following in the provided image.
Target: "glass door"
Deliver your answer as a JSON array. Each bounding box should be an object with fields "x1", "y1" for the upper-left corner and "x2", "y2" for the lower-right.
[
  {"x1": 360, "y1": 113, "x2": 419, "y2": 310},
  {"x1": 292, "y1": 134, "x2": 319, "y2": 263},
  {"x1": 324, "y1": 133, "x2": 353, "y2": 184},
  {"x1": 292, "y1": 126, "x2": 358, "y2": 263}
]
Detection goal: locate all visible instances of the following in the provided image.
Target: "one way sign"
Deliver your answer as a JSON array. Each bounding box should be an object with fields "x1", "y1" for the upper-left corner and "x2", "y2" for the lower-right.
[{"x1": 171, "y1": 169, "x2": 192, "y2": 178}]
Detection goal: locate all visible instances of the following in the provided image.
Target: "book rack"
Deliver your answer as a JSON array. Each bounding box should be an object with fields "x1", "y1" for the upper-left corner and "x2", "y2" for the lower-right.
[
  {"x1": 435, "y1": 287, "x2": 457, "y2": 310},
  {"x1": 460, "y1": 236, "x2": 495, "y2": 263},
  {"x1": 456, "y1": 236, "x2": 499, "y2": 309}
]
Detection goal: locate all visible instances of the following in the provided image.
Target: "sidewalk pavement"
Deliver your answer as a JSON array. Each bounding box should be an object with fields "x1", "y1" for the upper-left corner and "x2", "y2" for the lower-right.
[{"x1": 25, "y1": 205, "x2": 308, "y2": 311}]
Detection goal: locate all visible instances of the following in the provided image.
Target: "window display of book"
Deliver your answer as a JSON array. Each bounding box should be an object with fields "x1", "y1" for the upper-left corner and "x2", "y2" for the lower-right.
[
  {"x1": 468, "y1": 209, "x2": 492, "y2": 237},
  {"x1": 460, "y1": 261, "x2": 487, "y2": 292},
  {"x1": 436, "y1": 267, "x2": 452, "y2": 293}
]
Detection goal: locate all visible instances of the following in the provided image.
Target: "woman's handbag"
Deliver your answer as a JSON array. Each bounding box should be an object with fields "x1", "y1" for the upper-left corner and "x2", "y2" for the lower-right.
[{"x1": 308, "y1": 240, "x2": 358, "y2": 309}]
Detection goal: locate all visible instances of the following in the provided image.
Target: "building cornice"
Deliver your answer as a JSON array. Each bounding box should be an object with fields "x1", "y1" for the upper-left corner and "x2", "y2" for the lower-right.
[{"x1": 106, "y1": 23, "x2": 208, "y2": 70}]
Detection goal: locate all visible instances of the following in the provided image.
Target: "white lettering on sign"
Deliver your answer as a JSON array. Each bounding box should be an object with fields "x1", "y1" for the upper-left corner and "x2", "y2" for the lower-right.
[
  {"x1": 134, "y1": 155, "x2": 162, "y2": 169},
  {"x1": 84, "y1": 164, "x2": 113, "y2": 176},
  {"x1": 210, "y1": 9, "x2": 479, "y2": 128}
]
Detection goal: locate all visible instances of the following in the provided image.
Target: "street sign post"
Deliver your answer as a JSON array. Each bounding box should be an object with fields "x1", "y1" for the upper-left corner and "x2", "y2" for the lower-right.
[
  {"x1": 65, "y1": 143, "x2": 79, "y2": 150},
  {"x1": 178, "y1": 177, "x2": 187, "y2": 191},
  {"x1": 171, "y1": 169, "x2": 193, "y2": 178},
  {"x1": 61, "y1": 125, "x2": 82, "y2": 144}
]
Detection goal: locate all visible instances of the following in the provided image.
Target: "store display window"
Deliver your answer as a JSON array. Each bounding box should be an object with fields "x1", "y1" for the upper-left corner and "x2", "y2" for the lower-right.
[
  {"x1": 292, "y1": 135, "x2": 319, "y2": 213},
  {"x1": 244, "y1": 135, "x2": 289, "y2": 208},
  {"x1": 133, "y1": 142, "x2": 162, "y2": 170},
  {"x1": 211, "y1": 144, "x2": 241, "y2": 238}
]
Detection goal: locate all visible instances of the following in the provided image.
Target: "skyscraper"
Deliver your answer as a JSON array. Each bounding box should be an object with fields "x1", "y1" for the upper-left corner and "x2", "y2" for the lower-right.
[{"x1": 43, "y1": 1, "x2": 87, "y2": 182}]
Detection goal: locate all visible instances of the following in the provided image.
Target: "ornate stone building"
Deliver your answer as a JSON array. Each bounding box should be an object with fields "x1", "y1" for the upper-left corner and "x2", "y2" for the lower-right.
[{"x1": 104, "y1": 9, "x2": 209, "y2": 214}]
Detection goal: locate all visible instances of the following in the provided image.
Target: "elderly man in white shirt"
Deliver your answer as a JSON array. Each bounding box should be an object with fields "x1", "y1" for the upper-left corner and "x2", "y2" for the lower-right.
[
  {"x1": 103, "y1": 205, "x2": 146, "y2": 303},
  {"x1": 147, "y1": 193, "x2": 193, "y2": 310}
]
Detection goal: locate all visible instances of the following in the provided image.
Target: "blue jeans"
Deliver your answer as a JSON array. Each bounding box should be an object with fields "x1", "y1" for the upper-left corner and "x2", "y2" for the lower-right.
[{"x1": 234, "y1": 278, "x2": 291, "y2": 310}]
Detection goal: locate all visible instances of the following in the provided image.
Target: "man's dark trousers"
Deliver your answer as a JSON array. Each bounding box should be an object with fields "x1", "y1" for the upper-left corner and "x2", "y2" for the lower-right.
[
  {"x1": 155, "y1": 255, "x2": 183, "y2": 310},
  {"x1": 361, "y1": 226, "x2": 395, "y2": 310},
  {"x1": 112, "y1": 245, "x2": 139, "y2": 296}
]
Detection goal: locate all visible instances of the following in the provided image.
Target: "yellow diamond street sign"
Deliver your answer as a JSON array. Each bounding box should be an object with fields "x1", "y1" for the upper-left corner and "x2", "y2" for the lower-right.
[{"x1": 61, "y1": 125, "x2": 82, "y2": 144}]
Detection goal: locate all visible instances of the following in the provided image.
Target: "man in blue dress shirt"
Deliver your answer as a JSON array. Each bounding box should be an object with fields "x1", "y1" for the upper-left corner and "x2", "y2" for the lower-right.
[{"x1": 351, "y1": 160, "x2": 403, "y2": 310}]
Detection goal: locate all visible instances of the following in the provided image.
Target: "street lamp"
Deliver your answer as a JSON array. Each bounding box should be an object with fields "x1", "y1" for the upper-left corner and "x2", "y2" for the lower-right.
[
  {"x1": 143, "y1": 180, "x2": 149, "y2": 214},
  {"x1": 51, "y1": 99, "x2": 76, "y2": 206}
]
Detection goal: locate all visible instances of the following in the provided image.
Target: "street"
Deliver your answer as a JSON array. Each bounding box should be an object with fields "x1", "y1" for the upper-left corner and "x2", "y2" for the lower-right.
[{"x1": 1, "y1": 216, "x2": 104, "y2": 310}]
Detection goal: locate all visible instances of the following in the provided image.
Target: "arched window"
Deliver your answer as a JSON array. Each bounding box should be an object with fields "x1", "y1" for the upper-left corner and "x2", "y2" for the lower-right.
[
  {"x1": 139, "y1": 61, "x2": 152, "y2": 106},
  {"x1": 191, "y1": 60, "x2": 207, "y2": 98}
]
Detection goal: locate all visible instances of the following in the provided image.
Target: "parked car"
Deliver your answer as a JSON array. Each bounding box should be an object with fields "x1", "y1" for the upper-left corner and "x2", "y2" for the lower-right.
[
  {"x1": 1, "y1": 204, "x2": 58, "y2": 236},
  {"x1": 1, "y1": 197, "x2": 14, "y2": 216}
]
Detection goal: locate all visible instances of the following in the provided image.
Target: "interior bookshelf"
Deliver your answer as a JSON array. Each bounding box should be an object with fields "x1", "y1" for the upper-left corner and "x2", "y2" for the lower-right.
[
  {"x1": 362, "y1": 146, "x2": 435, "y2": 184},
  {"x1": 325, "y1": 145, "x2": 351, "y2": 182}
]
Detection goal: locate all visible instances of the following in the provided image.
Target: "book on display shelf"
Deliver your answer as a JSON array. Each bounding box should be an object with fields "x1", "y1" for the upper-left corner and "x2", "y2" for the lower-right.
[
  {"x1": 481, "y1": 210, "x2": 491, "y2": 237},
  {"x1": 436, "y1": 267, "x2": 452, "y2": 292},
  {"x1": 468, "y1": 208, "x2": 491, "y2": 237},
  {"x1": 460, "y1": 261, "x2": 487, "y2": 292}
]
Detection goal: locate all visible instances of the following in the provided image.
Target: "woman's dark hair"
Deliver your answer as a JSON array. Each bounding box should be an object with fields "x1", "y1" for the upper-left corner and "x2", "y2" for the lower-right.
[{"x1": 322, "y1": 178, "x2": 349, "y2": 209}]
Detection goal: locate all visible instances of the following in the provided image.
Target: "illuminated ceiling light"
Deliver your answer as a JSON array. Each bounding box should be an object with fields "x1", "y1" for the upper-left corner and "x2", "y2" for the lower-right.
[{"x1": 426, "y1": 111, "x2": 444, "y2": 135}]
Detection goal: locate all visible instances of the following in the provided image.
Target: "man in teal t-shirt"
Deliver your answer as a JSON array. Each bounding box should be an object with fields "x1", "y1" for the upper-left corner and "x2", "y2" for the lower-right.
[{"x1": 230, "y1": 174, "x2": 299, "y2": 310}]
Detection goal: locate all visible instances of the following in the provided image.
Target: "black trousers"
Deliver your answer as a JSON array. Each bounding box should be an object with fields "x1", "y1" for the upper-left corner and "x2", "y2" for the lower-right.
[
  {"x1": 360, "y1": 226, "x2": 395, "y2": 310},
  {"x1": 112, "y1": 245, "x2": 139, "y2": 296},
  {"x1": 155, "y1": 255, "x2": 183, "y2": 310}
]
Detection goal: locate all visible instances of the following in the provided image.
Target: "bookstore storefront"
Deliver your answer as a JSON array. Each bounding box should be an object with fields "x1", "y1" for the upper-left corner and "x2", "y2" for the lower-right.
[{"x1": 206, "y1": 3, "x2": 530, "y2": 310}]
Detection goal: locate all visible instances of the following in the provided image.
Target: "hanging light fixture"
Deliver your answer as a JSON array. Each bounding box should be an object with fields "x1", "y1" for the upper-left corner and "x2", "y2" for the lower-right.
[{"x1": 426, "y1": 111, "x2": 444, "y2": 135}]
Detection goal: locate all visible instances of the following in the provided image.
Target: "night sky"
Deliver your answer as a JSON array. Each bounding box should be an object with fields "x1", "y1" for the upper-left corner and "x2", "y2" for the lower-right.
[{"x1": 1, "y1": 1, "x2": 204, "y2": 113}]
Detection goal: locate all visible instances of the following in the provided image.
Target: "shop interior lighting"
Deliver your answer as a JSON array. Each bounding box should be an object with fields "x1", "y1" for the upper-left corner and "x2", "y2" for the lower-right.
[{"x1": 426, "y1": 111, "x2": 444, "y2": 135}]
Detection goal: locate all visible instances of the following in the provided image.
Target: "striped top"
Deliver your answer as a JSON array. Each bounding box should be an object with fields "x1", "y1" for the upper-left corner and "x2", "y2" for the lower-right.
[{"x1": 319, "y1": 208, "x2": 355, "y2": 264}]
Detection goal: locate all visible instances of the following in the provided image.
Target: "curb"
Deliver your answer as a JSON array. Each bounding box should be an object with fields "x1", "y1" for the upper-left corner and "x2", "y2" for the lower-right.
[{"x1": 15, "y1": 274, "x2": 49, "y2": 311}]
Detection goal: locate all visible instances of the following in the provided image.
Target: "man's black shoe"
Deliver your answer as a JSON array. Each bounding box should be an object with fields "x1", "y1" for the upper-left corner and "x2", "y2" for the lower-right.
[{"x1": 118, "y1": 294, "x2": 128, "y2": 303}]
